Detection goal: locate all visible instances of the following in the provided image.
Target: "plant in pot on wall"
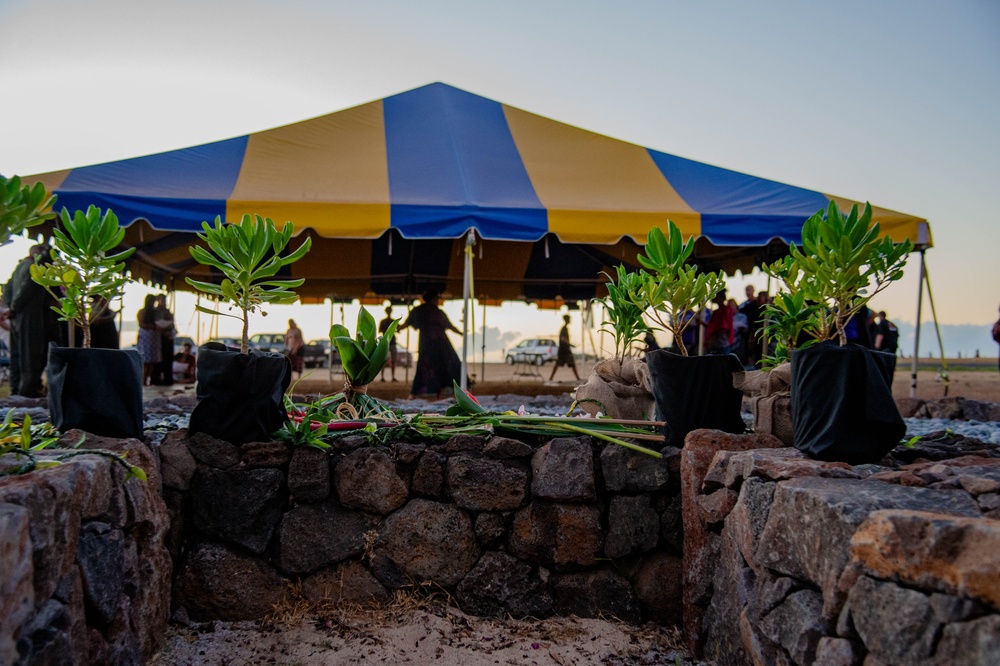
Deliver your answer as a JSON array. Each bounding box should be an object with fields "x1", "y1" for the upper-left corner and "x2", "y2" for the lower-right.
[
  {"x1": 29, "y1": 205, "x2": 143, "y2": 438},
  {"x1": 730, "y1": 256, "x2": 825, "y2": 447},
  {"x1": 636, "y1": 220, "x2": 745, "y2": 447},
  {"x1": 184, "y1": 214, "x2": 312, "y2": 445},
  {"x1": 1, "y1": 174, "x2": 57, "y2": 244},
  {"x1": 574, "y1": 264, "x2": 657, "y2": 421},
  {"x1": 781, "y1": 201, "x2": 912, "y2": 464}
]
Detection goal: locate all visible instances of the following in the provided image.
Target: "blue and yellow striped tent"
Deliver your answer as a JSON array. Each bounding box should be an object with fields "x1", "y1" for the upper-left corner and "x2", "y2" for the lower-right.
[{"x1": 26, "y1": 82, "x2": 930, "y2": 303}]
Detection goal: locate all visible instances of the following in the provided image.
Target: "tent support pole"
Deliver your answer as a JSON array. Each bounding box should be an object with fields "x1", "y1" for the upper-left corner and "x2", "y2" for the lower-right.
[
  {"x1": 910, "y1": 250, "x2": 926, "y2": 398},
  {"x1": 460, "y1": 230, "x2": 476, "y2": 391},
  {"x1": 481, "y1": 302, "x2": 486, "y2": 383}
]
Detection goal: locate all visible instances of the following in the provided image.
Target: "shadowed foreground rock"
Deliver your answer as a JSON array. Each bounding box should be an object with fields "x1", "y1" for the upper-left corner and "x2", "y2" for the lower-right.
[
  {"x1": 0, "y1": 436, "x2": 170, "y2": 665},
  {"x1": 686, "y1": 443, "x2": 1000, "y2": 666},
  {"x1": 163, "y1": 428, "x2": 683, "y2": 626}
]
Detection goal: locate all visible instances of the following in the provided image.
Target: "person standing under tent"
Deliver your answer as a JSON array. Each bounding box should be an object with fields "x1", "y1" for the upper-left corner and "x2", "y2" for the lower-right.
[
  {"x1": 284, "y1": 319, "x2": 305, "y2": 379},
  {"x1": 9, "y1": 244, "x2": 62, "y2": 397},
  {"x1": 704, "y1": 292, "x2": 734, "y2": 355},
  {"x1": 152, "y1": 294, "x2": 176, "y2": 386},
  {"x1": 738, "y1": 285, "x2": 761, "y2": 366},
  {"x1": 873, "y1": 311, "x2": 899, "y2": 355},
  {"x1": 379, "y1": 305, "x2": 399, "y2": 382},
  {"x1": 399, "y1": 289, "x2": 463, "y2": 399},
  {"x1": 136, "y1": 294, "x2": 162, "y2": 386},
  {"x1": 549, "y1": 314, "x2": 580, "y2": 381}
]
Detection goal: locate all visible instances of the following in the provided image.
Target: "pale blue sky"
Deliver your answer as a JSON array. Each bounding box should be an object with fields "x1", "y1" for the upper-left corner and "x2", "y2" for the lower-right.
[{"x1": 1, "y1": 0, "x2": 998, "y2": 355}]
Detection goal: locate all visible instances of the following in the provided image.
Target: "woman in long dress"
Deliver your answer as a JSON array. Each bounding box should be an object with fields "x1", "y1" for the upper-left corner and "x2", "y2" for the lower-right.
[
  {"x1": 399, "y1": 290, "x2": 462, "y2": 398},
  {"x1": 136, "y1": 294, "x2": 161, "y2": 386}
]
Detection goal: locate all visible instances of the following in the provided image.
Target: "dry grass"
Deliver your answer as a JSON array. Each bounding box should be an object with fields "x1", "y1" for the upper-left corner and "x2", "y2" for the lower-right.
[{"x1": 158, "y1": 584, "x2": 701, "y2": 665}]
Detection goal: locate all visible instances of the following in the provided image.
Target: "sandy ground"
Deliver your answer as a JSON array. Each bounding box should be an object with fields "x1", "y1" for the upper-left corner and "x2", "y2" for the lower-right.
[{"x1": 152, "y1": 595, "x2": 699, "y2": 666}]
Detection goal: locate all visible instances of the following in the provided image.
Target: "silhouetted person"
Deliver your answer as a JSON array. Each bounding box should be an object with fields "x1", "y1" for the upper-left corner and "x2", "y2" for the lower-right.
[
  {"x1": 9, "y1": 244, "x2": 62, "y2": 396},
  {"x1": 550, "y1": 314, "x2": 580, "y2": 381},
  {"x1": 399, "y1": 290, "x2": 462, "y2": 398},
  {"x1": 379, "y1": 306, "x2": 398, "y2": 382},
  {"x1": 136, "y1": 294, "x2": 161, "y2": 386}
]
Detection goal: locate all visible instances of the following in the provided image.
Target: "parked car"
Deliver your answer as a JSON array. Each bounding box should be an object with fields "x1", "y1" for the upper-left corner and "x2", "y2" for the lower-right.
[
  {"x1": 505, "y1": 338, "x2": 559, "y2": 365},
  {"x1": 249, "y1": 333, "x2": 285, "y2": 352},
  {"x1": 302, "y1": 338, "x2": 341, "y2": 369},
  {"x1": 206, "y1": 337, "x2": 259, "y2": 351}
]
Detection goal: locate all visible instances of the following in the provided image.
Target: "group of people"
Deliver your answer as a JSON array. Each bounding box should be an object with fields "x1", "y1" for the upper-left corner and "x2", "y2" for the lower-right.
[
  {"x1": 663, "y1": 285, "x2": 900, "y2": 368},
  {"x1": 136, "y1": 294, "x2": 184, "y2": 386},
  {"x1": 662, "y1": 286, "x2": 771, "y2": 366}
]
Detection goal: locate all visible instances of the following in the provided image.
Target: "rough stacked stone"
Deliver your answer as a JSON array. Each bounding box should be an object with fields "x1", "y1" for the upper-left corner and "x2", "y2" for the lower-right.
[
  {"x1": 688, "y1": 444, "x2": 1000, "y2": 665},
  {"x1": 680, "y1": 430, "x2": 784, "y2": 653},
  {"x1": 162, "y1": 429, "x2": 683, "y2": 625},
  {"x1": 0, "y1": 437, "x2": 170, "y2": 665}
]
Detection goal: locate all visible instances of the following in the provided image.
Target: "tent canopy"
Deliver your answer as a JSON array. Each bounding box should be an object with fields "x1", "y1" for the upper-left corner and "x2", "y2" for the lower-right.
[{"x1": 26, "y1": 82, "x2": 931, "y2": 303}]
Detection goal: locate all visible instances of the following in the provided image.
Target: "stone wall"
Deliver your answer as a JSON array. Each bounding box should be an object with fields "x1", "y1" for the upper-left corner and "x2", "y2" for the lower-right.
[
  {"x1": 158, "y1": 429, "x2": 684, "y2": 624},
  {"x1": 682, "y1": 430, "x2": 1000, "y2": 665},
  {"x1": 0, "y1": 433, "x2": 171, "y2": 665}
]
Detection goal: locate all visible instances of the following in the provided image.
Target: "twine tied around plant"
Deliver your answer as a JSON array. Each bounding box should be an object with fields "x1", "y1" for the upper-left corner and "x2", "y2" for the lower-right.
[{"x1": 344, "y1": 381, "x2": 369, "y2": 397}]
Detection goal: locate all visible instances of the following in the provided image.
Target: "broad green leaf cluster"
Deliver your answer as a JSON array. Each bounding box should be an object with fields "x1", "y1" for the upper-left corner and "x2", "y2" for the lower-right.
[
  {"x1": 273, "y1": 395, "x2": 332, "y2": 450},
  {"x1": 599, "y1": 264, "x2": 649, "y2": 363},
  {"x1": 597, "y1": 221, "x2": 725, "y2": 359},
  {"x1": 330, "y1": 306, "x2": 398, "y2": 389},
  {"x1": 0, "y1": 175, "x2": 56, "y2": 245},
  {"x1": 764, "y1": 201, "x2": 911, "y2": 349},
  {"x1": 635, "y1": 221, "x2": 726, "y2": 356},
  {"x1": 29, "y1": 206, "x2": 135, "y2": 348},
  {"x1": 185, "y1": 214, "x2": 312, "y2": 354}
]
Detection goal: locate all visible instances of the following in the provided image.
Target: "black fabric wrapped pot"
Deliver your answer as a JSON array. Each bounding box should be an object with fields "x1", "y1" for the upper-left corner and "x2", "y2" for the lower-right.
[
  {"x1": 188, "y1": 342, "x2": 291, "y2": 445},
  {"x1": 790, "y1": 340, "x2": 905, "y2": 465},
  {"x1": 646, "y1": 350, "x2": 745, "y2": 448},
  {"x1": 47, "y1": 344, "x2": 144, "y2": 439}
]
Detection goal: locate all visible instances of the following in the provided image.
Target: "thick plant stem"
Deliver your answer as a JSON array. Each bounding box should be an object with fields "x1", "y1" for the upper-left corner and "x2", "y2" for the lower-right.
[
  {"x1": 675, "y1": 335, "x2": 688, "y2": 357},
  {"x1": 241, "y1": 306, "x2": 249, "y2": 354},
  {"x1": 81, "y1": 296, "x2": 91, "y2": 349},
  {"x1": 835, "y1": 313, "x2": 847, "y2": 347}
]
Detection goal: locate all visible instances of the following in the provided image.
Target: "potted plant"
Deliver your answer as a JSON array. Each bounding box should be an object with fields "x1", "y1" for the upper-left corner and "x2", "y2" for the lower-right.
[
  {"x1": 29, "y1": 205, "x2": 143, "y2": 438},
  {"x1": 780, "y1": 201, "x2": 911, "y2": 463},
  {"x1": 636, "y1": 221, "x2": 745, "y2": 447},
  {"x1": 184, "y1": 214, "x2": 312, "y2": 444},
  {"x1": 574, "y1": 264, "x2": 657, "y2": 421},
  {"x1": 728, "y1": 257, "x2": 825, "y2": 447},
  {"x1": 1, "y1": 174, "x2": 56, "y2": 245}
]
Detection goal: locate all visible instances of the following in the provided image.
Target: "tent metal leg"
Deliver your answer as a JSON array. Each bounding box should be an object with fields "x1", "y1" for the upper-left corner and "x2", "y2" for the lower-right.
[
  {"x1": 910, "y1": 250, "x2": 926, "y2": 398},
  {"x1": 460, "y1": 230, "x2": 476, "y2": 391}
]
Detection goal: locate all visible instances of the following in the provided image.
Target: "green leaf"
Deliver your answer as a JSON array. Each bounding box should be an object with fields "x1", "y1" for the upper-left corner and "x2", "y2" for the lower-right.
[{"x1": 451, "y1": 381, "x2": 486, "y2": 414}]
